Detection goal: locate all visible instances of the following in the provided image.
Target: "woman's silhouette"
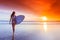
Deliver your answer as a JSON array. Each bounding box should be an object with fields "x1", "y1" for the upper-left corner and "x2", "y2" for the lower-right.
[{"x1": 10, "y1": 11, "x2": 16, "y2": 33}]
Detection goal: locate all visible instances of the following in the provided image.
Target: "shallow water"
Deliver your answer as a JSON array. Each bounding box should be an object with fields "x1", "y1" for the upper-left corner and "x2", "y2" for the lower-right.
[{"x1": 0, "y1": 22, "x2": 60, "y2": 40}]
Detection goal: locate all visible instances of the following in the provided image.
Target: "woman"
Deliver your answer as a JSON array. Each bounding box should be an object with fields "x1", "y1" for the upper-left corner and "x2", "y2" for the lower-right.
[{"x1": 10, "y1": 11, "x2": 16, "y2": 33}]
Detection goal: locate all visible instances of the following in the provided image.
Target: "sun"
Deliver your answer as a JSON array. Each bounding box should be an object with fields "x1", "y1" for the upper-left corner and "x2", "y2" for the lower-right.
[{"x1": 42, "y1": 16, "x2": 47, "y2": 21}]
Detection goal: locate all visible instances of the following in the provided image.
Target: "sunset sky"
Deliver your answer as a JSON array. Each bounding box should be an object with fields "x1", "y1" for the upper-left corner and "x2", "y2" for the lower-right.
[{"x1": 0, "y1": 0, "x2": 60, "y2": 21}]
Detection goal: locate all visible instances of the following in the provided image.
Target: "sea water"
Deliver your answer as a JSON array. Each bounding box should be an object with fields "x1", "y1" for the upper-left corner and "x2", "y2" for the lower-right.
[{"x1": 0, "y1": 21, "x2": 60, "y2": 40}]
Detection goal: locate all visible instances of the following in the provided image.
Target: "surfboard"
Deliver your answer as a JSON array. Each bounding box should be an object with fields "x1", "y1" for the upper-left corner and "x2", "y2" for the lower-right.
[{"x1": 16, "y1": 15, "x2": 25, "y2": 24}]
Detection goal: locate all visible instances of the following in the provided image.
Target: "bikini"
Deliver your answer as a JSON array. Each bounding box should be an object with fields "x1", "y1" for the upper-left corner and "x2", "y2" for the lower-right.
[{"x1": 12, "y1": 16, "x2": 16, "y2": 24}]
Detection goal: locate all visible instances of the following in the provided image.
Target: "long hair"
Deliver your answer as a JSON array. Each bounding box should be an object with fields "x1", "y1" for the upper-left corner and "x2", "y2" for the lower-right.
[{"x1": 11, "y1": 11, "x2": 15, "y2": 18}]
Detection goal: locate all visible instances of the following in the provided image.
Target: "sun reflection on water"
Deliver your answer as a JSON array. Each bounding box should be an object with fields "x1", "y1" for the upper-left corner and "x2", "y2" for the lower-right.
[{"x1": 43, "y1": 22, "x2": 47, "y2": 32}]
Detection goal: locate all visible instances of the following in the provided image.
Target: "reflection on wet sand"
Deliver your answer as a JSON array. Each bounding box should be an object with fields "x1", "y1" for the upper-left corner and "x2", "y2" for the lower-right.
[
  {"x1": 43, "y1": 22, "x2": 47, "y2": 32},
  {"x1": 12, "y1": 32, "x2": 15, "y2": 40}
]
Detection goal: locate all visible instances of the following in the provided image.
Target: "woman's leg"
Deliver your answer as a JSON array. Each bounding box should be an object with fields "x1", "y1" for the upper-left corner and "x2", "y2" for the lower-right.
[{"x1": 12, "y1": 23, "x2": 15, "y2": 33}]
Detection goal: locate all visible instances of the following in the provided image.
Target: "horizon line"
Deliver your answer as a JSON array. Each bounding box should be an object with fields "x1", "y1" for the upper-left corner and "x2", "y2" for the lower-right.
[{"x1": 0, "y1": 20, "x2": 60, "y2": 22}]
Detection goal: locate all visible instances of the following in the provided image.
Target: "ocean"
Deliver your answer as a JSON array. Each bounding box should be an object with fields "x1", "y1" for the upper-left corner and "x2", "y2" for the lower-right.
[{"x1": 0, "y1": 21, "x2": 60, "y2": 40}]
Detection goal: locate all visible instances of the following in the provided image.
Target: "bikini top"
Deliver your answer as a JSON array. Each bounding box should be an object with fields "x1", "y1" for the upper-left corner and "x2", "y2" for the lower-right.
[{"x1": 11, "y1": 16, "x2": 16, "y2": 21}]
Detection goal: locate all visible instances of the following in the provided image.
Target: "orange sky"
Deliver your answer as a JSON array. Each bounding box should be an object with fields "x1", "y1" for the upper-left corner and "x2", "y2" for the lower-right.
[{"x1": 0, "y1": 0, "x2": 60, "y2": 21}]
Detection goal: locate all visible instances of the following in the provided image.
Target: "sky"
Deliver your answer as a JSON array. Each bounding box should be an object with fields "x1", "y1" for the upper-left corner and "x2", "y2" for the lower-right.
[{"x1": 0, "y1": 0, "x2": 60, "y2": 21}]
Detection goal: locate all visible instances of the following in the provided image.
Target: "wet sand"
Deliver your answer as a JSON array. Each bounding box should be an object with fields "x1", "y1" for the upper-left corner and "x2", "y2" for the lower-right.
[{"x1": 0, "y1": 22, "x2": 60, "y2": 40}]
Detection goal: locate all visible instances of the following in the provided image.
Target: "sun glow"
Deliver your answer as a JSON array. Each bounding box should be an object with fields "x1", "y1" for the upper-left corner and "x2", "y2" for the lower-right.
[
  {"x1": 42, "y1": 16, "x2": 47, "y2": 21},
  {"x1": 41, "y1": 16, "x2": 48, "y2": 32}
]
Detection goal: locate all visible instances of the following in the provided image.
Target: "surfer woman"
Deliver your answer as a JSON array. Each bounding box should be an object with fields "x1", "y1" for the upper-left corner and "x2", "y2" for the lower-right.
[{"x1": 10, "y1": 11, "x2": 16, "y2": 33}]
